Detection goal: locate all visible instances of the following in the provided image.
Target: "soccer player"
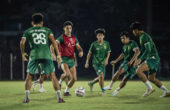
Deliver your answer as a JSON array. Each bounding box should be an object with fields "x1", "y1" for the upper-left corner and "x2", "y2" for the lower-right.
[
  {"x1": 130, "y1": 21, "x2": 170, "y2": 97},
  {"x1": 104, "y1": 31, "x2": 140, "y2": 96},
  {"x1": 20, "y1": 13, "x2": 65, "y2": 103},
  {"x1": 85, "y1": 28, "x2": 111, "y2": 94},
  {"x1": 51, "y1": 21, "x2": 83, "y2": 96}
]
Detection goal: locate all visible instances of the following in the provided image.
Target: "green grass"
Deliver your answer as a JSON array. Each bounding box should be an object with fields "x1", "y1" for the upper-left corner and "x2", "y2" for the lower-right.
[{"x1": 0, "y1": 81, "x2": 170, "y2": 110}]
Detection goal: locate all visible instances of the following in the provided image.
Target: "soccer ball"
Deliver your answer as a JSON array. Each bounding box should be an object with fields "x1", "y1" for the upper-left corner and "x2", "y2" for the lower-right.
[{"x1": 75, "y1": 87, "x2": 85, "y2": 97}]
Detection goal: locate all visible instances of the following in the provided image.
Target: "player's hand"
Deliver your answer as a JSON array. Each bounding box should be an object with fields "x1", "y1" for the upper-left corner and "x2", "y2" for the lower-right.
[
  {"x1": 104, "y1": 60, "x2": 108, "y2": 66},
  {"x1": 52, "y1": 54, "x2": 57, "y2": 61},
  {"x1": 57, "y1": 55, "x2": 62, "y2": 64},
  {"x1": 79, "y1": 51, "x2": 83, "y2": 58},
  {"x1": 133, "y1": 59, "x2": 141, "y2": 67},
  {"x1": 22, "y1": 53, "x2": 28, "y2": 61},
  {"x1": 85, "y1": 63, "x2": 89, "y2": 68},
  {"x1": 110, "y1": 60, "x2": 117, "y2": 65},
  {"x1": 75, "y1": 61, "x2": 78, "y2": 67}
]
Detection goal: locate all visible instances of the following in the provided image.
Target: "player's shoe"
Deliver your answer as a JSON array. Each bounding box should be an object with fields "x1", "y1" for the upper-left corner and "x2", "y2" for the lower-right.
[
  {"x1": 58, "y1": 98, "x2": 65, "y2": 103},
  {"x1": 88, "y1": 82, "x2": 93, "y2": 92},
  {"x1": 23, "y1": 98, "x2": 30, "y2": 103},
  {"x1": 143, "y1": 88, "x2": 155, "y2": 97},
  {"x1": 112, "y1": 90, "x2": 119, "y2": 96},
  {"x1": 63, "y1": 92, "x2": 71, "y2": 96},
  {"x1": 104, "y1": 86, "x2": 112, "y2": 90},
  {"x1": 39, "y1": 88, "x2": 47, "y2": 93},
  {"x1": 160, "y1": 91, "x2": 170, "y2": 97}
]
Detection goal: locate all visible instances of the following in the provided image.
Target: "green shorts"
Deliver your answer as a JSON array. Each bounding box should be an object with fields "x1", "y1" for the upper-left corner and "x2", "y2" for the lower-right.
[
  {"x1": 93, "y1": 64, "x2": 106, "y2": 77},
  {"x1": 35, "y1": 63, "x2": 44, "y2": 74},
  {"x1": 120, "y1": 62, "x2": 136, "y2": 79},
  {"x1": 61, "y1": 57, "x2": 75, "y2": 69},
  {"x1": 145, "y1": 58, "x2": 160, "y2": 74},
  {"x1": 27, "y1": 59, "x2": 55, "y2": 75}
]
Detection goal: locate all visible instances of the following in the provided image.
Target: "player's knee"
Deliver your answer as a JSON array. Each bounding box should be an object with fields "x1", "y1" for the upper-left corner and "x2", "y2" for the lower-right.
[{"x1": 136, "y1": 68, "x2": 142, "y2": 74}]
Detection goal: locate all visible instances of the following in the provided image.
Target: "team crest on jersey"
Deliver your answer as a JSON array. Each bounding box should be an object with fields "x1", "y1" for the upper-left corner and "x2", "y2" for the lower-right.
[{"x1": 104, "y1": 45, "x2": 107, "y2": 49}]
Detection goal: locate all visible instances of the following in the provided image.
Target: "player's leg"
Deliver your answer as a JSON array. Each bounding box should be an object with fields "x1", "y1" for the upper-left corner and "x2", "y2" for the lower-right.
[
  {"x1": 50, "y1": 72, "x2": 64, "y2": 102},
  {"x1": 44, "y1": 59, "x2": 65, "y2": 102},
  {"x1": 59, "y1": 63, "x2": 71, "y2": 87},
  {"x1": 112, "y1": 75, "x2": 129, "y2": 96},
  {"x1": 88, "y1": 77, "x2": 99, "y2": 92},
  {"x1": 64, "y1": 65, "x2": 76, "y2": 96},
  {"x1": 39, "y1": 74, "x2": 47, "y2": 92},
  {"x1": 136, "y1": 62, "x2": 155, "y2": 97},
  {"x1": 148, "y1": 73, "x2": 170, "y2": 97},
  {"x1": 105, "y1": 67, "x2": 125, "y2": 90},
  {"x1": 23, "y1": 73, "x2": 33, "y2": 103},
  {"x1": 98, "y1": 72, "x2": 105, "y2": 94}
]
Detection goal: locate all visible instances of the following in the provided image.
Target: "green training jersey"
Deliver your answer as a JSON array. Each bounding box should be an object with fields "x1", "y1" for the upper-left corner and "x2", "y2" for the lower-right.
[
  {"x1": 122, "y1": 40, "x2": 139, "y2": 62},
  {"x1": 22, "y1": 26, "x2": 53, "y2": 60},
  {"x1": 139, "y1": 32, "x2": 160, "y2": 61},
  {"x1": 89, "y1": 40, "x2": 111, "y2": 66}
]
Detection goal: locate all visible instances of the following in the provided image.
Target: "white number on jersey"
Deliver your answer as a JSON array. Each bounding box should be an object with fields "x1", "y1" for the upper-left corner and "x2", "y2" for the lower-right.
[{"x1": 32, "y1": 33, "x2": 47, "y2": 44}]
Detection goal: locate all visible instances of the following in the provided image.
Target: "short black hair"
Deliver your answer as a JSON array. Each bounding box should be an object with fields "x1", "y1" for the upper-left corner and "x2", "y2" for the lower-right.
[
  {"x1": 120, "y1": 31, "x2": 130, "y2": 38},
  {"x1": 95, "y1": 28, "x2": 106, "y2": 35},
  {"x1": 63, "y1": 21, "x2": 73, "y2": 27},
  {"x1": 130, "y1": 21, "x2": 143, "y2": 30},
  {"x1": 32, "y1": 13, "x2": 44, "y2": 24}
]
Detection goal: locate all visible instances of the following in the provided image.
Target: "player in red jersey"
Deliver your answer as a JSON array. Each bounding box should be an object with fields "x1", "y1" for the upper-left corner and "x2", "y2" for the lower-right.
[{"x1": 51, "y1": 21, "x2": 83, "y2": 96}]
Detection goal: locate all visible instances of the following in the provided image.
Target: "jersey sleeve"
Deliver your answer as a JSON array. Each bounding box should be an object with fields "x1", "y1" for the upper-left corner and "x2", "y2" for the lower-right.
[
  {"x1": 107, "y1": 42, "x2": 111, "y2": 52},
  {"x1": 89, "y1": 43, "x2": 94, "y2": 53},
  {"x1": 75, "y1": 37, "x2": 79, "y2": 45},
  {"x1": 56, "y1": 35, "x2": 64, "y2": 43},
  {"x1": 139, "y1": 35, "x2": 151, "y2": 60},
  {"x1": 132, "y1": 41, "x2": 139, "y2": 51}
]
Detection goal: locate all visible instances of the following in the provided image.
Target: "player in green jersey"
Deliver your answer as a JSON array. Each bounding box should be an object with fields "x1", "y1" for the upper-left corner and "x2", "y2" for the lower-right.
[
  {"x1": 85, "y1": 28, "x2": 111, "y2": 94},
  {"x1": 20, "y1": 13, "x2": 65, "y2": 103},
  {"x1": 104, "y1": 31, "x2": 140, "y2": 96},
  {"x1": 130, "y1": 21, "x2": 170, "y2": 97}
]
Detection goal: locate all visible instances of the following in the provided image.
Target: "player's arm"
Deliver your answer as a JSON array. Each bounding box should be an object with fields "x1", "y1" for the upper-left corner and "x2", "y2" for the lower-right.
[
  {"x1": 127, "y1": 48, "x2": 140, "y2": 66},
  {"x1": 110, "y1": 53, "x2": 124, "y2": 65},
  {"x1": 74, "y1": 53, "x2": 78, "y2": 67},
  {"x1": 85, "y1": 52, "x2": 92, "y2": 68},
  {"x1": 50, "y1": 44, "x2": 57, "y2": 61},
  {"x1": 20, "y1": 37, "x2": 28, "y2": 61},
  {"x1": 104, "y1": 52, "x2": 111, "y2": 66},
  {"x1": 49, "y1": 34, "x2": 62, "y2": 63},
  {"x1": 76, "y1": 44, "x2": 83, "y2": 58}
]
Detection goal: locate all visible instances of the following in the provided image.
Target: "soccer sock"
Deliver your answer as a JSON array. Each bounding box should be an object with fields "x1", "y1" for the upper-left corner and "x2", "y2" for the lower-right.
[
  {"x1": 145, "y1": 80, "x2": 153, "y2": 90},
  {"x1": 59, "y1": 79, "x2": 62, "y2": 85},
  {"x1": 25, "y1": 90, "x2": 30, "y2": 99},
  {"x1": 64, "y1": 86, "x2": 70, "y2": 93},
  {"x1": 160, "y1": 85, "x2": 169, "y2": 92},
  {"x1": 56, "y1": 90, "x2": 62, "y2": 100},
  {"x1": 101, "y1": 87, "x2": 105, "y2": 92},
  {"x1": 109, "y1": 81, "x2": 114, "y2": 88},
  {"x1": 90, "y1": 81, "x2": 95, "y2": 85},
  {"x1": 40, "y1": 84, "x2": 43, "y2": 89},
  {"x1": 116, "y1": 86, "x2": 121, "y2": 91}
]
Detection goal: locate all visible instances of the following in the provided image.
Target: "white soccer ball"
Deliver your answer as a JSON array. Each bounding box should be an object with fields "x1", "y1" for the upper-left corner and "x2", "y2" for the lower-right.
[{"x1": 75, "y1": 87, "x2": 85, "y2": 97}]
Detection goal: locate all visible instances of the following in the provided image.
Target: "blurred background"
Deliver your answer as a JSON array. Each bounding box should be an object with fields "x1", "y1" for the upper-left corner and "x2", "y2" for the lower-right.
[{"x1": 0, "y1": 0, "x2": 170, "y2": 80}]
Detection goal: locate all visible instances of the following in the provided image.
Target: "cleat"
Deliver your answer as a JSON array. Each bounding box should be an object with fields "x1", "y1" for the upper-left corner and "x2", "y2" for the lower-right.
[
  {"x1": 23, "y1": 98, "x2": 30, "y2": 103},
  {"x1": 39, "y1": 88, "x2": 47, "y2": 93},
  {"x1": 104, "y1": 86, "x2": 112, "y2": 90},
  {"x1": 143, "y1": 88, "x2": 155, "y2": 97},
  {"x1": 58, "y1": 98, "x2": 65, "y2": 103},
  {"x1": 88, "y1": 82, "x2": 93, "y2": 92},
  {"x1": 63, "y1": 92, "x2": 71, "y2": 96},
  {"x1": 160, "y1": 91, "x2": 170, "y2": 97},
  {"x1": 112, "y1": 90, "x2": 119, "y2": 96}
]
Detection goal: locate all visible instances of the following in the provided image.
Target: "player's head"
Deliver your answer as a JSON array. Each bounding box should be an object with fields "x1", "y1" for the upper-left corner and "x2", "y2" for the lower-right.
[
  {"x1": 130, "y1": 21, "x2": 143, "y2": 36},
  {"x1": 32, "y1": 13, "x2": 44, "y2": 25},
  {"x1": 95, "y1": 28, "x2": 105, "y2": 41},
  {"x1": 120, "y1": 31, "x2": 130, "y2": 44},
  {"x1": 63, "y1": 21, "x2": 73, "y2": 35}
]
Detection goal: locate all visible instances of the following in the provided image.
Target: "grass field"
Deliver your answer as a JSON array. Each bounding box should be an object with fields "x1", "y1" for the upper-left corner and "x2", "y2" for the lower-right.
[{"x1": 0, "y1": 81, "x2": 170, "y2": 110}]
